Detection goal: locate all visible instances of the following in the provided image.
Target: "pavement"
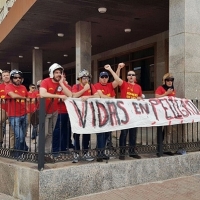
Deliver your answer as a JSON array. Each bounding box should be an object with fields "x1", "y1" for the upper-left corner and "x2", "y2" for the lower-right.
[
  {"x1": 0, "y1": 193, "x2": 18, "y2": 200},
  {"x1": 69, "y1": 174, "x2": 200, "y2": 200}
]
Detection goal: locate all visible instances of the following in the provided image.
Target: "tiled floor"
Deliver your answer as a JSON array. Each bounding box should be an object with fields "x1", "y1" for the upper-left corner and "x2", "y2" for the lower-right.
[{"x1": 68, "y1": 174, "x2": 200, "y2": 200}]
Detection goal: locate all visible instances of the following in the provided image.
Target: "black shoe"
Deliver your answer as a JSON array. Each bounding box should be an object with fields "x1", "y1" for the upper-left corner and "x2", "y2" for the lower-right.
[
  {"x1": 129, "y1": 154, "x2": 141, "y2": 159},
  {"x1": 102, "y1": 154, "x2": 110, "y2": 160},
  {"x1": 97, "y1": 158, "x2": 103, "y2": 162},
  {"x1": 119, "y1": 155, "x2": 125, "y2": 160},
  {"x1": 163, "y1": 151, "x2": 174, "y2": 156}
]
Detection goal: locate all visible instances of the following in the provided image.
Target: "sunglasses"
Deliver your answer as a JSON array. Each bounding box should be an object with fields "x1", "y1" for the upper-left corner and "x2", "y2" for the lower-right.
[
  {"x1": 13, "y1": 76, "x2": 22, "y2": 80},
  {"x1": 165, "y1": 78, "x2": 174, "y2": 82},
  {"x1": 31, "y1": 87, "x2": 35, "y2": 89},
  {"x1": 100, "y1": 75, "x2": 108, "y2": 79},
  {"x1": 127, "y1": 74, "x2": 135, "y2": 76}
]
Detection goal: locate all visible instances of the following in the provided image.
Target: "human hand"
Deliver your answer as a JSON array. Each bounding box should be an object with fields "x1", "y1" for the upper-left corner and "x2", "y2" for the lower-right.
[
  {"x1": 104, "y1": 64, "x2": 111, "y2": 71},
  {"x1": 84, "y1": 83, "x2": 90, "y2": 91},
  {"x1": 118, "y1": 63, "x2": 125, "y2": 69}
]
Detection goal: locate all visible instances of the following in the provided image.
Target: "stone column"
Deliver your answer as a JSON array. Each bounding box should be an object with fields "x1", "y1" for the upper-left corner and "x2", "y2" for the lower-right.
[
  {"x1": 32, "y1": 49, "x2": 43, "y2": 84},
  {"x1": 11, "y1": 62, "x2": 19, "y2": 70},
  {"x1": 75, "y1": 21, "x2": 91, "y2": 82},
  {"x1": 169, "y1": 0, "x2": 200, "y2": 99}
]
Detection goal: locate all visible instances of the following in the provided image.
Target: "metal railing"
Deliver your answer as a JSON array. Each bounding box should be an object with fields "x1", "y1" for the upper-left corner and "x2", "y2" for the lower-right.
[{"x1": 0, "y1": 98, "x2": 199, "y2": 171}]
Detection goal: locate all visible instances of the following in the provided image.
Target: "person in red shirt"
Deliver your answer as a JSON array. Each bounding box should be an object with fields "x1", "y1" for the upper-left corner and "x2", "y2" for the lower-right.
[
  {"x1": 0, "y1": 70, "x2": 14, "y2": 148},
  {"x1": 72, "y1": 69, "x2": 99, "y2": 163},
  {"x1": 27, "y1": 84, "x2": 39, "y2": 140},
  {"x1": 105, "y1": 63, "x2": 142, "y2": 160},
  {"x1": 39, "y1": 63, "x2": 72, "y2": 153},
  {"x1": 155, "y1": 73, "x2": 176, "y2": 156},
  {"x1": 94, "y1": 71, "x2": 118, "y2": 162},
  {"x1": 52, "y1": 73, "x2": 73, "y2": 157},
  {"x1": 5, "y1": 69, "x2": 29, "y2": 156}
]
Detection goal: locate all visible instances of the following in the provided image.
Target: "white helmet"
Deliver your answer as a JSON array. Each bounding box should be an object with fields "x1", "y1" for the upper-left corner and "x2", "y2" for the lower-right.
[
  {"x1": 49, "y1": 63, "x2": 63, "y2": 78},
  {"x1": 77, "y1": 69, "x2": 91, "y2": 80}
]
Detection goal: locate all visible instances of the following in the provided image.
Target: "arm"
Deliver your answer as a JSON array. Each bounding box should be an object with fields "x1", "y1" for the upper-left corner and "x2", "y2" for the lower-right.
[
  {"x1": 72, "y1": 83, "x2": 90, "y2": 98},
  {"x1": 8, "y1": 92, "x2": 27, "y2": 99},
  {"x1": 155, "y1": 88, "x2": 174, "y2": 98},
  {"x1": 39, "y1": 87, "x2": 66, "y2": 99},
  {"x1": 105, "y1": 63, "x2": 124, "y2": 86},
  {"x1": 59, "y1": 75, "x2": 72, "y2": 97},
  {"x1": 81, "y1": 92, "x2": 100, "y2": 101}
]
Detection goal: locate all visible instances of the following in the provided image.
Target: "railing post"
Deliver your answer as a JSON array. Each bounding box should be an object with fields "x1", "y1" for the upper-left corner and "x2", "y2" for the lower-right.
[
  {"x1": 157, "y1": 126, "x2": 163, "y2": 157},
  {"x1": 38, "y1": 98, "x2": 45, "y2": 170}
]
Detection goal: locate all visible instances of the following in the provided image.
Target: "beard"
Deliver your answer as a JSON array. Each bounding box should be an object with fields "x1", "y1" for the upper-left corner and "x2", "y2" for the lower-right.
[{"x1": 53, "y1": 76, "x2": 61, "y2": 82}]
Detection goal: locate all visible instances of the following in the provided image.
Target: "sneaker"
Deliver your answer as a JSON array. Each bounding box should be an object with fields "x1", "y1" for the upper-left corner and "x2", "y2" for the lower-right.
[
  {"x1": 84, "y1": 153, "x2": 94, "y2": 162},
  {"x1": 72, "y1": 153, "x2": 79, "y2": 163},
  {"x1": 129, "y1": 154, "x2": 141, "y2": 159}
]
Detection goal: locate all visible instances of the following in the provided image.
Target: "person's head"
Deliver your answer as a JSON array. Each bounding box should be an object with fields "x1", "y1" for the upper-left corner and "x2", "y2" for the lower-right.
[
  {"x1": 127, "y1": 70, "x2": 136, "y2": 83},
  {"x1": 29, "y1": 84, "x2": 36, "y2": 92},
  {"x1": 2, "y1": 70, "x2": 10, "y2": 83},
  {"x1": 49, "y1": 63, "x2": 64, "y2": 82},
  {"x1": 10, "y1": 69, "x2": 23, "y2": 86},
  {"x1": 99, "y1": 71, "x2": 109, "y2": 85},
  {"x1": 77, "y1": 69, "x2": 91, "y2": 86},
  {"x1": 162, "y1": 73, "x2": 174, "y2": 87},
  {"x1": 37, "y1": 80, "x2": 42, "y2": 89}
]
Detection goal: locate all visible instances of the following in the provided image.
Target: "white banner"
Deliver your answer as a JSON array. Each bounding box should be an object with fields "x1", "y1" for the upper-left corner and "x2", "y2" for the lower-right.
[{"x1": 65, "y1": 97, "x2": 200, "y2": 134}]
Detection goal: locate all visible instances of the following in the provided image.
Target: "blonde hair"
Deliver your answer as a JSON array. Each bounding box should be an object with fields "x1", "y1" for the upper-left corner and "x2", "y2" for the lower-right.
[{"x1": 162, "y1": 73, "x2": 174, "y2": 84}]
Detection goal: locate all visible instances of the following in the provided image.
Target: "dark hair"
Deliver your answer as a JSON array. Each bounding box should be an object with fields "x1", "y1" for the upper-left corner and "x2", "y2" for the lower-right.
[{"x1": 29, "y1": 84, "x2": 36, "y2": 87}]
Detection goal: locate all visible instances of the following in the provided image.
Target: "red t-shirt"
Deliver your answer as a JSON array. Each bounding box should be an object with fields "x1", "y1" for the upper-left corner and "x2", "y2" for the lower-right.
[
  {"x1": 27, "y1": 90, "x2": 39, "y2": 113},
  {"x1": 120, "y1": 81, "x2": 142, "y2": 99},
  {"x1": 0, "y1": 82, "x2": 9, "y2": 111},
  {"x1": 58, "y1": 84, "x2": 71, "y2": 114},
  {"x1": 94, "y1": 82, "x2": 116, "y2": 97},
  {"x1": 72, "y1": 83, "x2": 97, "y2": 96},
  {"x1": 5, "y1": 84, "x2": 28, "y2": 117},
  {"x1": 155, "y1": 86, "x2": 176, "y2": 97},
  {"x1": 40, "y1": 78, "x2": 68, "y2": 114}
]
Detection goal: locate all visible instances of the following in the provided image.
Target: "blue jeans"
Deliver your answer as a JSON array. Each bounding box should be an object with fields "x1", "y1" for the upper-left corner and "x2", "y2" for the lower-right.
[
  {"x1": 31, "y1": 125, "x2": 38, "y2": 139},
  {"x1": 97, "y1": 132, "x2": 111, "y2": 156},
  {"x1": 73, "y1": 133, "x2": 90, "y2": 153},
  {"x1": 52, "y1": 113, "x2": 71, "y2": 153},
  {"x1": 119, "y1": 128, "x2": 137, "y2": 155},
  {"x1": 9, "y1": 115, "x2": 28, "y2": 152}
]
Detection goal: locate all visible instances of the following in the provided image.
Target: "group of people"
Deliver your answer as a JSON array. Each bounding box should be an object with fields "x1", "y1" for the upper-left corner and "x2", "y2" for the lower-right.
[{"x1": 0, "y1": 62, "x2": 176, "y2": 162}]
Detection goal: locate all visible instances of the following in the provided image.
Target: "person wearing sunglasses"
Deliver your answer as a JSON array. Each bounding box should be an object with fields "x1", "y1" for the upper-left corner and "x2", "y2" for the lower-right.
[
  {"x1": 5, "y1": 69, "x2": 29, "y2": 158},
  {"x1": 155, "y1": 73, "x2": 176, "y2": 156},
  {"x1": 27, "y1": 84, "x2": 39, "y2": 140},
  {"x1": 72, "y1": 69, "x2": 99, "y2": 163},
  {"x1": 0, "y1": 70, "x2": 15, "y2": 149},
  {"x1": 94, "y1": 71, "x2": 119, "y2": 162},
  {"x1": 104, "y1": 63, "x2": 142, "y2": 160}
]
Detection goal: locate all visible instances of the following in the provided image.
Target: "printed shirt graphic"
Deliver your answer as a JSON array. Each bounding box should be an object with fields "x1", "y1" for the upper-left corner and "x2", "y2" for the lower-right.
[
  {"x1": 58, "y1": 83, "x2": 71, "y2": 114},
  {"x1": 0, "y1": 83, "x2": 9, "y2": 111},
  {"x1": 5, "y1": 84, "x2": 28, "y2": 117},
  {"x1": 94, "y1": 82, "x2": 116, "y2": 97},
  {"x1": 27, "y1": 90, "x2": 39, "y2": 113},
  {"x1": 155, "y1": 86, "x2": 176, "y2": 97},
  {"x1": 40, "y1": 78, "x2": 63, "y2": 114},
  {"x1": 72, "y1": 83, "x2": 97, "y2": 97},
  {"x1": 120, "y1": 81, "x2": 142, "y2": 99}
]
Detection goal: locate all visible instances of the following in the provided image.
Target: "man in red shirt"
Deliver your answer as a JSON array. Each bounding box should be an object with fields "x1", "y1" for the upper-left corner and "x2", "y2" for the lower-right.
[
  {"x1": 52, "y1": 73, "x2": 72, "y2": 157},
  {"x1": 155, "y1": 73, "x2": 176, "y2": 156},
  {"x1": 0, "y1": 70, "x2": 14, "y2": 148},
  {"x1": 105, "y1": 63, "x2": 142, "y2": 160},
  {"x1": 94, "y1": 71, "x2": 118, "y2": 162},
  {"x1": 27, "y1": 84, "x2": 39, "y2": 140},
  {"x1": 72, "y1": 69, "x2": 99, "y2": 163},
  {"x1": 40, "y1": 63, "x2": 72, "y2": 153},
  {"x1": 5, "y1": 69, "x2": 29, "y2": 156}
]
